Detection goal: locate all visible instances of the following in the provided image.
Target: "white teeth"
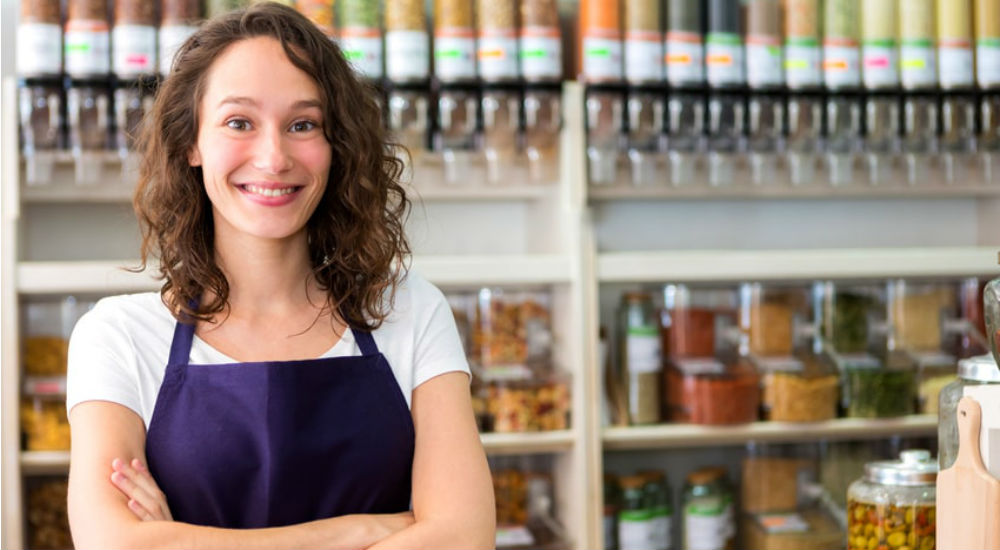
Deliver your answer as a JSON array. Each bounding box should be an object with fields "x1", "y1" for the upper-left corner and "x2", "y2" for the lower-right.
[{"x1": 243, "y1": 185, "x2": 297, "y2": 197}]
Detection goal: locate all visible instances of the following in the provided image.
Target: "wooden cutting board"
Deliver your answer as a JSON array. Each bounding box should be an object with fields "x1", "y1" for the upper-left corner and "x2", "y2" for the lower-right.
[{"x1": 937, "y1": 396, "x2": 1000, "y2": 549}]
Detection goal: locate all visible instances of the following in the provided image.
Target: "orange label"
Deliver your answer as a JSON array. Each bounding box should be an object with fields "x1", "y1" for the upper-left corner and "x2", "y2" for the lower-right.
[
  {"x1": 824, "y1": 59, "x2": 848, "y2": 69},
  {"x1": 707, "y1": 54, "x2": 733, "y2": 65},
  {"x1": 478, "y1": 49, "x2": 506, "y2": 59},
  {"x1": 666, "y1": 54, "x2": 692, "y2": 64},
  {"x1": 340, "y1": 26, "x2": 380, "y2": 39}
]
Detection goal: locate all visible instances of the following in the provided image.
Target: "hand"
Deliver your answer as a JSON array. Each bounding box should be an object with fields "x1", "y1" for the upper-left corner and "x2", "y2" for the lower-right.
[{"x1": 110, "y1": 458, "x2": 174, "y2": 521}]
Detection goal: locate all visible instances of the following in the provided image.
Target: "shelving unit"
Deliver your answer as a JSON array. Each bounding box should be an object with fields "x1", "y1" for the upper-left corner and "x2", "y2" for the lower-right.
[{"x1": 5, "y1": 75, "x2": 1000, "y2": 550}]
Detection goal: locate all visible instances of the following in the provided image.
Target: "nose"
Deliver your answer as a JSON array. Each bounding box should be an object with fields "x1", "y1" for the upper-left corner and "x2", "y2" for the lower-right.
[{"x1": 251, "y1": 125, "x2": 294, "y2": 174}]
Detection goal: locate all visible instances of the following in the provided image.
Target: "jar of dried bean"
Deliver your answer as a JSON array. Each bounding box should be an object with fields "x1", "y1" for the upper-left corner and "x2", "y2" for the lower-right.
[
  {"x1": 65, "y1": 0, "x2": 111, "y2": 77},
  {"x1": 27, "y1": 478, "x2": 73, "y2": 550},
  {"x1": 847, "y1": 450, "x2": 937, "y2": 550},
  {"x1": 18, "y1": 0, "x2": 62, "y2": 77}
]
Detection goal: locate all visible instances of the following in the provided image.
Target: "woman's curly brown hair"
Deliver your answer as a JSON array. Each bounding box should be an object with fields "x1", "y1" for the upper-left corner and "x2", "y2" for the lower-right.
[{"x1": 133, "y1": 2, "x2": 410, "y2": 330}]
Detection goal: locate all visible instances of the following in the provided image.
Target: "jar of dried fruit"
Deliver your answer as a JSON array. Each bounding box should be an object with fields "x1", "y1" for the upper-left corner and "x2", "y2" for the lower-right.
[{"x1": 846, "y1": 450, "x2": 937, "y2": 550}]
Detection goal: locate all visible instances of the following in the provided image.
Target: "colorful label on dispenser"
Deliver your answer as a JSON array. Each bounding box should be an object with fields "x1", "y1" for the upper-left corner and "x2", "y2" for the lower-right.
[
  {"x1": 665, "y1": 31, "x2": 705, "y2": 85},
  {"x1": 582, "y1": 34, "x2": 624, "y2": 82},
  {"x1": 113, "y1": 24, "x2": 157, "y2": 77},
  {"x1": 862, "y1": 40, "x2": 899, "y2": 88},
  {"x1": 386, "y1": 30, "x2": 430, "y2": 82},
  {"x1": 626, "y1": 326, "x2": 661, "y2": 374},
  {"x1": 519, "y1": 27, "x2": 562, "y2": 81},
  {"x1": 478, "y1": 31, "x2": 519, "y2": 81},
  {"x1": 784, "y1": 38, "x2": 822, "y2": 88},
  {"x1": 435, "y1": 30, "x2": 477, "y2": 82},
  {"x1": 619, "y1": 511, "x2": 657, "y2": 550},
  {"x1": 938, "y1": 41, "x2": 975, "y2": 89},
  {"x1": 159, "y1": 24, "x2": 196, "y2": 76},
  {"x1": 706, "y1": 33, "x2": 745, "y2": 87},
  {"x1": 977, "y1": 39, "x2": 1000, "y2": 89},
  {"x1": 340, "y1": 28, "x2": 384, "y2": 79},
  {"x1": 900, "y1": 40, "x2": 937, "y2": 89},
  {"x1": 625, "y1": 31, "x2": 664, "y2": 83},
  {"x1": 746, "y1": 35, "x2": 783, "y2": 88},
  {"x1": 17, "y1": 23, "x2": 62, "y2": 76},
  {"x1": 823, "y1": 41, "x2": 861, "y2": 89},
  {"x1": 65, "y1": 20, "x2": 111, "y2": 77}
]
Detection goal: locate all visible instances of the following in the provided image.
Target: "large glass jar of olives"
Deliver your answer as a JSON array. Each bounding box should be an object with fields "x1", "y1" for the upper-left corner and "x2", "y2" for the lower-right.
[
  {"x1": 938, "y1": 354, "x2": 1000, "y2": 469},
  {"x1": 846, "y1": 450, "x2": 937, "y2": 550}
]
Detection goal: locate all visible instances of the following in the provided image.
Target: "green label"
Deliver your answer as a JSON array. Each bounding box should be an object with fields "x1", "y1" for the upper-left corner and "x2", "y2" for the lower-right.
[
  {"x1": 520, "y1": 49, "x2": 549, "y2": 59},
  {"x1": 343, "y1": 50, "x2": 364, "y2": 60},
  {"x1": 435, "y1": 49, "x2": 463, "y2": 59},
  {"x1": 863, "y1": 39, "x2": 896, "y2": 48},
  {"x1": 785, "y1": 37, "x2": 820, "y2": 47},
  {"x1": 586, "y1": 47, "x2": 611, "y2": 57},
  {"x1": 627, "y1": 325, "x2": 658, "y2": 337},
  {"x1": 706, "y1": 32, "x2": 742, "y2": 46},
  {"x1": 979, "y1": 38, "x2": 1000, "y2": 48},
  {"x1": 66, "y1": 43, "x2": 92, "y2": 53},
  {"x1": 619, "y1": 509, "x2": 654, "y2": 522},
  {"x1": 784, "y1": 59, "x2": 810, "y2": 69}
]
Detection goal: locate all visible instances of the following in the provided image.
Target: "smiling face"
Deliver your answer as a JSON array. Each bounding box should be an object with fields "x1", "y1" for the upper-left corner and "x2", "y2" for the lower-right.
[{"x1": 189, "y1": 36, "x2": 331, "y2": 244}]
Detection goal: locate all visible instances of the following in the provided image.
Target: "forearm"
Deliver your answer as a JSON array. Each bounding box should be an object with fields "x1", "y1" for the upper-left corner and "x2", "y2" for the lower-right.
[
  {"x1": 77, "y1": 514, "x2": 383, "y2": 550},
  {"x1": 365, "y1": 517, "x2": 495, "y2": 550}
]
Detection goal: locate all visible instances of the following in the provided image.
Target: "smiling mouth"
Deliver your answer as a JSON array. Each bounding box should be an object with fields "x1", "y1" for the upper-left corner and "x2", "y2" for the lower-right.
[{"x1": 239, "y1": 184, "x2": 303, "y2": 197}]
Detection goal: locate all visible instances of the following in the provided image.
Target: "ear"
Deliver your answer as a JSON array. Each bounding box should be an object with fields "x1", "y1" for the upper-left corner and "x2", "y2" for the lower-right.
[{"x1": 188, "y1": 147, "x2": 202, "y2": 167}]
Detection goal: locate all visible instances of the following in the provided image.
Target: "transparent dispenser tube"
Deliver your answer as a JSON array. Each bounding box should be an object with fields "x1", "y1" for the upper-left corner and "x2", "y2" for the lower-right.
[
  {"x1": 902, "y1": 94, "x2": 939, "y2": 186},
  {"x1": 707, "y1": 91, "x2": 747, "y2": 186},
  {"x1": 67, "y1": 82, "x2": 111, "y2": 185},
  {"x1": 825, "y1": 94, "x2": 861, "y2": 186},
  {"x1": 747, "y1": 92, "x2": 784, "y2": 186},
  {"x1": 863, "y1": 94, "x2": 901, "y2": 186},
  {"x1": 983, "y1": 94, "x2": 1000, "y2": 185},
  {"x1": 666, "y1": 91, "x2": 705, "y2": 186},
  {"x1": 18, "y1": 82, "x2": 63, "y2": 185},
  {"x1": 939, "y1": 93, "x2": 978, "y2": 184},
  {"x1": 786, "y1": 94, "x2": 824, "y2": 186},
  {"x1": 388, "y1": 87, "x2": 431, "y2": 179},
  {"x1": 481, "y1": 88, "x2": 520, "y2": 184},
  {"x1": 435, "y1": 87, "x2": 479, "y2": 184},
  {"x1": 522, "y1": 88, "x2": 561, "y2": 184},
  {"x1": 585, "y1": 89, "x2": 624, "y2": 185},
  {"x1": 114, "y1": 81, "x2": 155, "y2": 181},
  {"x1": 625, "y1": 90, "x2": 665, "y2": 186}
]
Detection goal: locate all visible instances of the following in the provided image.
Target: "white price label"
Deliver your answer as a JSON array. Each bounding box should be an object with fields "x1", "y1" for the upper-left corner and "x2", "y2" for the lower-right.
[
  {"x1": 706, "y1": 34, "x2": 744, "y2": 87},
  {"x1": 823, "y1": 43, "x2": 861, "y2": 89},
  {"x1": 627, "y1": 329, "x2": 661, "y2": 373},
  {"x1": 900, "y1": 43, "x2": 937, "y2": 89},
  {"x1": 625, "y1": 31, "x2": 664, "y2": 83},
  {"x1": 862, "y1": 43, "x2": 899, "y2": 88},
  {"x1": 939, "y1": 44, "x2": 975, "y2": 89},
  {"x1": 340, "y1": 29, "x2": 383, "y2": 79},
  {"x1": 17, "y1": 23, "x2": 62, "y2": 76},
  {"x1": 582, "y1": 35, "x2": 624, "y2": 82},
  {"x1": 65, "y1": 20, "x2": 111, "y2": 76},
  {"x1": 746, "y1": 38, "x2": 783, "y2": 88},
  {"x1": 665, "y1": 32, "x2": 705, "y2": 85},
  {"x1": 385, "y1": 30, "x2": 429, "y2": 81},
  {"x1": 159, "y1": 25, "x2": 197, "y2": 76},
  {"x1": 478, "y1": 33, "x2": 519, "y2": 81},
  {"x1": 113, "y1": 24, "x2": 157, "y2": 77},
  {"x1": 977, "y1": 43, "x2": 1000, "y2": 88},
  {"x1": 519, "y1": 28, "x2": 561, "y2": 80},
  {"x1": 784, "y1": 42, "x2": 822, "y2": 88},
  {"x1": 435, "y1": 32, "x2": 477, "y2": 81}
]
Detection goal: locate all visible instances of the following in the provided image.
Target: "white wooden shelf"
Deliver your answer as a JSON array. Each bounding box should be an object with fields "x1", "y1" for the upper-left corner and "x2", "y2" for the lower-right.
[
  {"x1": 17, "y1": 255, "x2": 574, "y2": 294},
  {"x1": 602, "y1": 415, "x2": 937, "y2": 450},
  {"x1": 589, "y1": 182, "x2": 1000, "y2": 201},
  {"x1": 598, "y1": 247, "x2": 999, "y2": 283},
  {"x1": 20, "y1": 431, "x2": 575, "y2": 475}
]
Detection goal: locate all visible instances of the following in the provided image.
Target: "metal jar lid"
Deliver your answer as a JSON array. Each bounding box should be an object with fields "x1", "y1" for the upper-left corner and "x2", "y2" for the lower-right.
[
  {"x1": 958, "y1": 354, "x2": 1000, "y2": 383},
  {"x1": 864, "y1": 450, "x2": 938, "y2": 486}
]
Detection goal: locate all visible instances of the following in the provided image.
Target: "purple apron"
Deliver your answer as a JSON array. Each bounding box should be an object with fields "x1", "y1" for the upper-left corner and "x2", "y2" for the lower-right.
[{"x1": 144, "y1": 320, "x2": 414, "y2": 528}]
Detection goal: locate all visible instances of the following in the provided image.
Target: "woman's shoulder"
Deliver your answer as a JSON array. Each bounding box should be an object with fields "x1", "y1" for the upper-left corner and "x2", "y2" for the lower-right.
[{"x1": 75, "y1": 292, "x2": 175, "y2": 338}]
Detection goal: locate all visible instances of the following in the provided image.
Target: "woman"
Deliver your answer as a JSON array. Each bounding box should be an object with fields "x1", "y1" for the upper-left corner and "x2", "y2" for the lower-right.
[{"x1": 65, "y1": 3, "x2": 495, "y2": 548}]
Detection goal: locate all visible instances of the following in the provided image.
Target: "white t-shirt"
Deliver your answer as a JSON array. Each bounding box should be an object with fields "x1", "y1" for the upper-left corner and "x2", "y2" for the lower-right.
[{"x1": 66, "y1": 271, "x2": 470, "y2": 427}]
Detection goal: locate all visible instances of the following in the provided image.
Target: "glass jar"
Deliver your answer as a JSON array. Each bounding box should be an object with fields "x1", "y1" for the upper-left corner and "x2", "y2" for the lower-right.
[
  {"x1": 843, "y1": 352, "x2": 916, "y2": 418},
  {"x1": 758, "y1": 354, "x2": 839, "y2": 422},
  {"x1": 435, "y1": 87, "x2": 480, "y2": 183},
  {"x1": 938, "y1": 354, "x2": 1000, "y2": 469},
  {"x1": 662, "y1": 285, "x2": 738, "y2": 359},
  {"x1": 19, "y1": 81, "x2": 64, "y2": 184},
  {"x1": 23, "y1": 298, "x2": 87, "y2": 377},
  {"x1": 65, "y1": 0, "x2": 111, "y2": 78},
  {"x1": 818, "y1": 282, "x2": 886, "y2": 354},
  {"x1": 666, "y1": 357, "x2": 760, "y2": 424},
  {"x1": 473, "y1": 288, "x2": 552, "y2": 369},
  {"x1": 638, "y1": 470, "x2": 673, "y2": 550},
  {"x1": 21, "y1": 396, "x2": 71, "y2": 451},
  {"x1": 846, "y1": 450, "x2": 937, "y2": 550},
  {"x1": 113, "y1": 0, "x2": 158, "y2": 78},
  {"x1": 387, "y1": 88, "x2": 430, "y2": 158},
  {"x1": 957, "y1": 277, "x2": 988, "y2": 358},
  {"x1": 682, "y1": 467, "x2": 735, "y2": 550},
  {"x1": 18, "y1": 0, "x2": 63, "y2": 78},
  {"x1": 986, "y1": 265, "x2": 1000, "y2": 366},
  {"x1": 26, "y1": 477, "x2": 72, "y2": 550},
  {"x1": 522, "y1": 88, "x2": 561, "y2": 183},
  {"x1": 483, "y1": 368, "x2": 570, "y2": 432},
  {"x1": 481, "y1": 88, "x2": 521, "y2": 183},
  {"x1": 114, "y1": 80, "x2": 156, "y2": 154},
  {"x1": 619, "y1": 291, "x2": 662, "y2": 425},
  {"x1": 493, "y1": 460, "x2": 529, "y2": 527},
  {"x1": 618, "y1": 474, "x2": 655, "y2": 550}
]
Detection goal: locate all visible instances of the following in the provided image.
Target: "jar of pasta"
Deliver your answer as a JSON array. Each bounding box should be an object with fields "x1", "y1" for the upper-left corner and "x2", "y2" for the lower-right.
[{"x1": 846, "y1": 450, "x2": 937, "y2": 550}]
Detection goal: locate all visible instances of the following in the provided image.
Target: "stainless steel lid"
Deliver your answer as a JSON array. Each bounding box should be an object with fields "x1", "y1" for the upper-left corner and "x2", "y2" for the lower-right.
[
  {"x1": 958, "y1": 354, "x2": 1000, "y2": 383},
  {"x1": 864, "y1": 450, "x2": 938, "y2": 486}
]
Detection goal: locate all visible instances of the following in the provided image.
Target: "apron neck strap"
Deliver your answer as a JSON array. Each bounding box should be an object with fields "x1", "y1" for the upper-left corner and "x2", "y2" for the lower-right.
[
  {"x1": 168, "y1": 320, "x2": 197, "y2": 367},
  {"x1": 353, "y1": 329, "x2": 379, "y2": 356}
]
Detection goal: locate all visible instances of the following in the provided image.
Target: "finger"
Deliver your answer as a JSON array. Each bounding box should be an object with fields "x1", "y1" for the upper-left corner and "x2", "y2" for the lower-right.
[
  {"x1": 127, "y1": 498, "x2": 155, "y2": 521},
  {"x1": 113, "y1": 459, "x2": 167, "y2": 511},
  {"x1": 111, "y1": 471, "x2": 166, "y2": 521}
]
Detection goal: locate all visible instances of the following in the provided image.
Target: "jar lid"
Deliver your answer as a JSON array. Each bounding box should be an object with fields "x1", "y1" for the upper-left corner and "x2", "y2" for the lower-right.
[
  {"x1": 619, "y1": 475, "x2": 647, "y2": 490},
  {"x1": 686, "y1": 466, "x2": 726, "y2": 486},
  {"x1": 958, "y1": 354, "x2": 1000, "y2": 383},
  {"x1": 864, "y1": 450, "x2": 938, "y2": 486}
]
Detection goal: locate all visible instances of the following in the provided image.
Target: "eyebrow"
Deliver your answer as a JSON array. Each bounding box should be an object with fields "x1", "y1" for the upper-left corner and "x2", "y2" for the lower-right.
[{"x1": 217, "y1": 96, "x2": 323, "y2": 110}]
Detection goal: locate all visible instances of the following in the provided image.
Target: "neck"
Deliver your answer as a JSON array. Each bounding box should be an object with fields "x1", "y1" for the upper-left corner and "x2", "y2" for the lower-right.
[{"x1": 212, "y1": 225, "x2": 323, "y2": 320}]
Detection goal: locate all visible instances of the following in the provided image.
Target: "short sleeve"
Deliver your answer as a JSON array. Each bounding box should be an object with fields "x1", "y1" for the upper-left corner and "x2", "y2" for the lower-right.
[
  {"x1": 410, "y1": 277, "x2": 472, "y2": 389},
  {"x1": 66, "y1": 301, "x2": 144, "y2": 419}
]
